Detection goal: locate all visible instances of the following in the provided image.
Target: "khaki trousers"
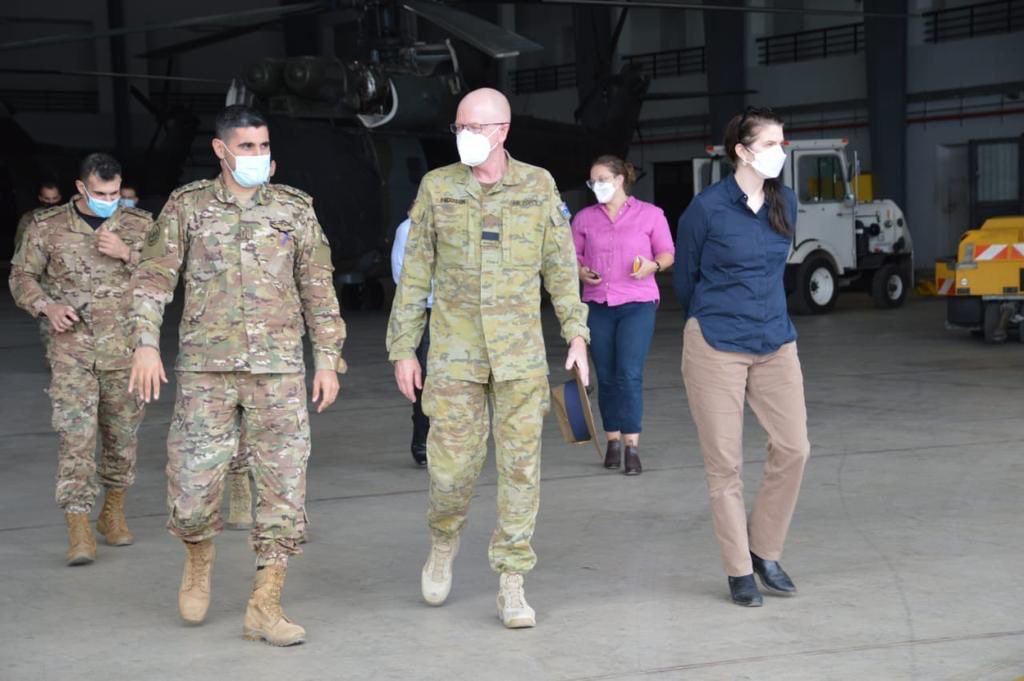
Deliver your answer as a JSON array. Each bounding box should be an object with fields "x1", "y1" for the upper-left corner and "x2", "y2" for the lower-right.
[{"x1": 681, "y1": 318, "x2": 810, "y2": 577}]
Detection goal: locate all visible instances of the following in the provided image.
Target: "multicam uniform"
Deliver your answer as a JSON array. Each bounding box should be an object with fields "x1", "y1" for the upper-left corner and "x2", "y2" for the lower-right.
[
  {"x1": 386, "y1": 155, "x2": 589, "y2": 573},
  {"x1": 9, "y1": 199, "x2": 151, "y2": 512},
  {"x1": 131, "y1": 176, "x2": 346, "y2": 566}
]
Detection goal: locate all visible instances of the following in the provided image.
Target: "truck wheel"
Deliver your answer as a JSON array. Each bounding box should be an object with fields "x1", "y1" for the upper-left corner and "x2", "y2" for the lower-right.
[
  {"x1": 871, "y1": 264, "x2": 908, "y2": 309},
  {"x1": 983, "y1": 302, "x2": 1005, "y2": 343},
  {"x1": 793, "y1": 255, "x2": 837, "y2": 315}
]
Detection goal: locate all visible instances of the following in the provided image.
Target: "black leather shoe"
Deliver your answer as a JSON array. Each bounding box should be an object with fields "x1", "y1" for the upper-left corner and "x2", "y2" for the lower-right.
[
  {"x1": 623, "y1": 446, "x2": 642, "y2": 475},
  {"x1": 411, "y1": 440, "x2": 427, "y2": 466},
  {"x1": 728, "y1": 574, "x2": 763, "y2": 607},
  {"x1": 751, "y1": 552, "x2": 797, "y2": 596},
  {"x1": 604, "y1": 440, "x2": 622, "y2": 469}
]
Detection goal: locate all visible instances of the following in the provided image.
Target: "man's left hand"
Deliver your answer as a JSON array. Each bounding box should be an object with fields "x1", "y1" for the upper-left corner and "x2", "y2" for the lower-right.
[
  {"x1": 311, "y1": 370, "x2": 340, "y2": 413},
  {"x1": 96, "y1": 228, "x2": 130, "y2": 262},
  {"x1": 565, "y1": 336, "x2": 590, "y2": 387}
]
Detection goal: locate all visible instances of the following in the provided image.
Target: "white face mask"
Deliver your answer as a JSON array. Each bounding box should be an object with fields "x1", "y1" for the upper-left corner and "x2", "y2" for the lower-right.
[
  {"x1": 591, "y1": 181, "x2": 616, "y2": 204},
  {"x1": 745, "y1": 144, "x2": 787, "y2": 179},
  {"x1": 223, "y1": 146, "x2": 271, "y2": 187},
  {"x1": 456, "y1": 128, "x2": 499, "y2": 167}
]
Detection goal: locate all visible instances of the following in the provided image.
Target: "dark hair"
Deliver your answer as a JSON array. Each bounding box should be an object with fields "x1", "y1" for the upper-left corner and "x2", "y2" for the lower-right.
[
  {"x1": 592, "y1": 155, "x2": 637, "y2": 194},
  {"x1": 120, "y1": 180, "x2": 138, "y2": 192},
  {"x1": 215, "y1": 104, "x2": 269, "y2": 141},
  {"x1": 39, "y1": 180, "x2": 60, "y2": 191},
  {"x1": 724, "y1": 107, "x2": 790, "y2": 236},
  {"x1": 79, "y1": 153, "x2": 122, "y2": 182}
]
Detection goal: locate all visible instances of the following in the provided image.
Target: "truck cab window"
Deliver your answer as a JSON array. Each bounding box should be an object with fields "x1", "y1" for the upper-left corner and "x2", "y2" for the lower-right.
[{"x1": 797, "y1": 153, "x2": 846, "y2": 203}]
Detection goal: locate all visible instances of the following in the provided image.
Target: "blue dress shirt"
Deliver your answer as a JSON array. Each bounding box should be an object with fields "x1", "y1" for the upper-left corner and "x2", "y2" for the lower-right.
[{"x1": 673, "y1": 174, "x2": 797, "y2": 355}]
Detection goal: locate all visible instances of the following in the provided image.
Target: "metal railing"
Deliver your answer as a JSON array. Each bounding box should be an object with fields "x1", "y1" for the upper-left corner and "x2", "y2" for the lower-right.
[
  {"x1": 622, "y1": 46, "x2": 705, "y2": 79},
  {"x1": 510, "y1": 63, "x2": 577, "y2": 95},
  {"x1": 924, "y1": 0, "x2": 1024, "y2": 42},
  {"x1": 757, "y1": 22, "x2": 864, "y2": 65},
  {"x1": 0, "y1": 89, "x2": 99, "y2": 113}
]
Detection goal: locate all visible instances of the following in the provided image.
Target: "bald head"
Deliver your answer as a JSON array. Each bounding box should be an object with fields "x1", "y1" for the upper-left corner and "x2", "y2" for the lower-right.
[{"x1": 457, "y1": 88, "x2": 511, "y2": 123}]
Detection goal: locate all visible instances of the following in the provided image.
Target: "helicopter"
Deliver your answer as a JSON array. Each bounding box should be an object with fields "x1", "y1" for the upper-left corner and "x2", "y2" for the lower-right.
[{"x1": 1, "y1": 1, "x2": 885, "y2": 305}]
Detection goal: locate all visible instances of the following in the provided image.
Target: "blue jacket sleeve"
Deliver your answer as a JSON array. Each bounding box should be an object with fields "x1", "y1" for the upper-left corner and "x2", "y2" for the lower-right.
[{"x1": 673, "y1": 196, "x2": 708, "y2": 318}]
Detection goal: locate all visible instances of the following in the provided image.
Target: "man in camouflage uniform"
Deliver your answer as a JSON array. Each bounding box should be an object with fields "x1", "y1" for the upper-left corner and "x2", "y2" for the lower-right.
[
  {"x1": 9, "y1": 154, "x2": 149, "y2": 566},
  {"x1": 129, "y1": 105, "x2": 346, "y2": 646},
  {"x1": 387, "y1": 88, "x2": 590, "y2": 629}
]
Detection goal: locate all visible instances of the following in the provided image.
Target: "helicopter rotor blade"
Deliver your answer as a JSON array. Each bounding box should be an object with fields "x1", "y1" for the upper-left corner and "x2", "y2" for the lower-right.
[
  {"x1": 537, "y1": 0, "x2": 917, "y2": 19},
  {"x1": 0, "y1": 67, "x2": 229, "y2": 84},
  {"x1": 402, "y1": 0, "x2": 543, "y2": 59},
  {"x1": 0, "y1": 2, "x2": 332, "y2": 53}
]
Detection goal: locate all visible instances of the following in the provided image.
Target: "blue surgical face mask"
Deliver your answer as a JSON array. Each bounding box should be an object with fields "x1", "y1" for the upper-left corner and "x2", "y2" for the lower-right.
[
  {"x1": 120, "y1": 198, "x2": 137, "y2": 208},
  {"x1": 84, "y1": 189, "x2": 119, "y2": 218},
  {"x1": 224, "y1": 147, "x2": 271, "y2": 188}
]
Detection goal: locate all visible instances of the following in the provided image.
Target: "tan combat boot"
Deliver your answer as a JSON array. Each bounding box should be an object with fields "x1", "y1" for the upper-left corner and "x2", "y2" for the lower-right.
[
  {"x1": 65, "y1": 512, "x2": 97, "y2": 566},
  {"x1": 243, "y1": 565, "x2": 306, "y2": 646},
  {"x1": 95, "y1": 488, "x2": 134, "y2": 546},
  {"x1": 497, "y1": 572, "x2": 536, "y2": 629},
  {"x1": 178, "y1": 540, "x2": 215, "y2": 624},
  {"x1": 226, "y1": 472, "x2": 253, "y2": 530}
]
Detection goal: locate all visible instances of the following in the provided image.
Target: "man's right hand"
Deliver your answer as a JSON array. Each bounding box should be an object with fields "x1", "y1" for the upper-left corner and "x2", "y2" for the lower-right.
[
  {"x1": 128, "y1": 346, "x2": 168, "y2": 403},
  {"x1": 43, "y1": 303, "x2": 79, "y2": 333},
  {"x1": 394, "y1": 358, "x2": 423, "y2": 403}
]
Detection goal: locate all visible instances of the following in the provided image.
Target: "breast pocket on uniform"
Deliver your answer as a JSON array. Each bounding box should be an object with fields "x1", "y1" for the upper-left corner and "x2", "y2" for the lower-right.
[
  {"x1": 186, "y1": 224, "x2": 230, "y2": 283},
  {"x1": 254, "y1": 223, "x2": 296, "y2": 284},
  {"x1": 434, "y1": 200, "x2": 469, "y2": 267},
  {"x1": 503, "y1": 203, "x2": 544, "y2": 268}
]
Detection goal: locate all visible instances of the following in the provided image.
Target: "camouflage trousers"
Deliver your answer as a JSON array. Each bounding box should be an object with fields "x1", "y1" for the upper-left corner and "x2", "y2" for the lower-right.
[
  {"x1": 422, "y1": 373, "x2": 550, "y2": 574},
  {"x1": 225, "y1": 422, "x2": 309, "y2": 536},
  {"x1": 166, "y1": 371, "x2": 310, "y2": 566},
  {"x1": 48, "y1": 360, "x2": 144, "y2": 513}
]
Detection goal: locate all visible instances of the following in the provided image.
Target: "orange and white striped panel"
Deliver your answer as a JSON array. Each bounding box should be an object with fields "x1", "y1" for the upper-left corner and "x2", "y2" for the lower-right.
[
  {"x1": 975, "y1": 244, "x2": 1008, "y2": 261},
  {"x1": 1012, "y1": 243, "x2": 1024, "y2": 260},
  {"x1": 937, "y1": 278, "x2": 955, "y2": 296}
]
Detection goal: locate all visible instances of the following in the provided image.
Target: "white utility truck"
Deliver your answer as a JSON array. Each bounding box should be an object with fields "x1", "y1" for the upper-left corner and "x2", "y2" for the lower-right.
[{"x1": 693, "y1": 139, "x2": 913, "y2": 314}]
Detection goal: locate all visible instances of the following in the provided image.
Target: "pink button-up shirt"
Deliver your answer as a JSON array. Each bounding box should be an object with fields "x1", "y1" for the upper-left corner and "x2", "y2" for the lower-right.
[{"x1": 571, "y1": 196, "x2": 675, "y2": 306}]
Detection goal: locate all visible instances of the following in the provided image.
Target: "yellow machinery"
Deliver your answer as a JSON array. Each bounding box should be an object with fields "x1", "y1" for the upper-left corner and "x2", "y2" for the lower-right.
[{"x1": 935, "y1": 216, "x2": 1024, "y2": 342}]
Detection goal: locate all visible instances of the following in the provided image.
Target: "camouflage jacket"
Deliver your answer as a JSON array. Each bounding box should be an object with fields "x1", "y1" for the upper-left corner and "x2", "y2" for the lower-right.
[
  {"x1": 386, "y1": 155, "x2": 589, "y2": 383},
  {"x1": 9, "y1": 198, "x2": 153, "y2": 369},
  {"x1": 131, "y1": 176, "x2": 347, "y2": 374},
  {"x1": 14, "y1": 207, "x2": 46, "y2": 255}
]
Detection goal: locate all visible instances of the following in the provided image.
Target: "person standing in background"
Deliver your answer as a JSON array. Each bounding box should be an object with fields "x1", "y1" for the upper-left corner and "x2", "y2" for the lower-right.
[
  {"x1": 391, "y1": 206, "x2": 434, "y2": 466},
  {"x1": 572, "y1": 155, "x2": 674, "y2": 475}
]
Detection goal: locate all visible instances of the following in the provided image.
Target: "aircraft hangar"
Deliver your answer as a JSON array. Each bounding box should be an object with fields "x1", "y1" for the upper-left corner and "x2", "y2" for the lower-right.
[{"x1": 0, "y1": 1, "x2": 1022, "y2": 679}]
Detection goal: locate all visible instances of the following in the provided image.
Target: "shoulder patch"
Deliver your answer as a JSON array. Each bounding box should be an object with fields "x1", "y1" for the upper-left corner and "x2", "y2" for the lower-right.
[
  {"x1": 34, "y1": 204, "x2": 64, "y2": 223},
  {"x1": 559, "y1": 202, "x2": 572, "y2": 221},
  {"x1": 168, "y1": 178, "x2": 214, "y2": 200},
  {"x1": 141, "y1": 221, "x2": 167, "y2": 259},
  {"x1": 272, "y1": 183, "x2": 313, "y2": 206}
]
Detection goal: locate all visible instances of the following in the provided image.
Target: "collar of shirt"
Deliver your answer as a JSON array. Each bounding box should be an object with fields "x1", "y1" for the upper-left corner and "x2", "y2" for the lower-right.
[
  {"x1": 724, "y1": 173, "x2": 756, "y2": 210},
  {"x1": 66, "y1": 194, "x2": 114, "y2": 234},
  {"x1": 456, "y1": 152, "x2": 524, "y2": 197},
  {"x1": 214, "y1": 173, "x2": 271, "y2": 207},
  {"x1": 600, "y1": 195, "x2": 638, "y2": 223}
]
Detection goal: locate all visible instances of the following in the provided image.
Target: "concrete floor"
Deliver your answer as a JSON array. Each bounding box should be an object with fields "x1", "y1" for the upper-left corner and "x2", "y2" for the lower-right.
[{"x1": 1, "y1": 283, "x2": 1022, "y2": 681}]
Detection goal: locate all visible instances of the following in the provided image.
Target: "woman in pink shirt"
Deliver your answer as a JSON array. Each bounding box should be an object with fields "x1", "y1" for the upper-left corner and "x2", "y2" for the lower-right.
[{"x1": 572, "y1": 155, "x2": 675, "y2": 475}]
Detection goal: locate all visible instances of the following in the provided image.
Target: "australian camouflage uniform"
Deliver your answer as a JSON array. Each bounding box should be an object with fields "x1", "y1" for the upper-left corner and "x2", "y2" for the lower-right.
[{"x1": 386, "y1": 155, "x2": 589, "y2": 574}]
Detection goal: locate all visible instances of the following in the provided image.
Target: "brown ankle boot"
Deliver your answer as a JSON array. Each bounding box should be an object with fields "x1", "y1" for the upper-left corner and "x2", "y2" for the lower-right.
[
  {"x1": 65, "y1": 512, "x2": 97, "y2": 566},
  {"x1": 178, "y1": 540, "x2": 215, "y2": 624},
  {"x1": 226, "y1": 472, "x2": 253, "y2": 530},
  {"x1": 604, "y1": 439, "x2": 622, "y2": 469},
  {"x1": 624, "y1": 445, "x2": 642, "y2": 475},
  {"x1": 95, "y1": 489, "x2": 134, "y2": 546},
  {"x1": 243, "y1": 565, "x2": 306, "y2": 646}
]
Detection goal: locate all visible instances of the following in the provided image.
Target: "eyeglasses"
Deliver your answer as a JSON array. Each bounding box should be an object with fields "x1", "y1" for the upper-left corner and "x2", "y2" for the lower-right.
[
  {"x1": 449, "y1": 122, "x2": 509, "y2": 135},
  {"x1": 585, "y1": 176, "x2": 616, "y2": 189}
]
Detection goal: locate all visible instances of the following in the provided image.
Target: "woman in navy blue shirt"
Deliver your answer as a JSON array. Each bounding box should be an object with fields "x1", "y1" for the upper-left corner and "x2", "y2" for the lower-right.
[{"x1": 675, "y1": 107, "x2": 810, "y2": 608}]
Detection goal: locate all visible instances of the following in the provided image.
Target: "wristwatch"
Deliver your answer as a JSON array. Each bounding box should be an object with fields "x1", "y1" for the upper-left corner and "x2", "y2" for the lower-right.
[{"x1": 655, "y1": 261, "x2": 662, "y2": 272}]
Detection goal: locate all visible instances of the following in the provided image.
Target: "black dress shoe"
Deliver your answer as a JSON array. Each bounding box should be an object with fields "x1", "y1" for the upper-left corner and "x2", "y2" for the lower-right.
[
  {"x1": 728, "y1": 574, "x2": 764, "y2": 607},
  {"x1": 751, "y1": 552, "x2": 797, "y2": 596},
  {"x1": 623, "y1": 446, "x2": 642, "y2": 475},
  {"x1": 411, "y1": 440, "x2": 427, "y2": 466},
  {"x1": 604, "y1": 440, "x2": 622, "y2": 469}
]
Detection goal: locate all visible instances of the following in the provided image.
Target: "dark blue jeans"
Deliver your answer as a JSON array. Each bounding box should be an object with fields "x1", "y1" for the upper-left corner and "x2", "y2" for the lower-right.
[{"x1": 587, "y1": 301, "x2": 657, "y2": 435}]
